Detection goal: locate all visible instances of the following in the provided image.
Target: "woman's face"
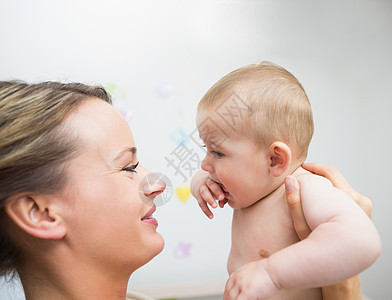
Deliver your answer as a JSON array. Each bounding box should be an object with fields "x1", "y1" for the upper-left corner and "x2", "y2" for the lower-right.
[{"x1": 58, "y1": 98, "x2": 165, "y2": 275}]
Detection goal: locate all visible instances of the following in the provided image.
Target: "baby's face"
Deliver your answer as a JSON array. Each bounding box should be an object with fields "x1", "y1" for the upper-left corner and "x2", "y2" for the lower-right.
[{"x1": 196, "y1": 109, "x2": 275, "y2": 209}]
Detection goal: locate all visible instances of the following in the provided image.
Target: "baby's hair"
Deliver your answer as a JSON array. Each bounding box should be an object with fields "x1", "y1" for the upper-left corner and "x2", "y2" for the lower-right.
[
  {"x1": 198, "y1": 61, "x2": 314, "y2": 159},
  {"x1": 0, "y1": 81, "x2": 111, "y2": 278}
]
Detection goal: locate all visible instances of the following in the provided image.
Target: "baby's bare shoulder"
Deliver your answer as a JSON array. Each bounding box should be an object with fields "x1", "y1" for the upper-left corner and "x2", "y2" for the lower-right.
[{"x1": 295, "y1": 168, "x2": 333, "y2": 190}]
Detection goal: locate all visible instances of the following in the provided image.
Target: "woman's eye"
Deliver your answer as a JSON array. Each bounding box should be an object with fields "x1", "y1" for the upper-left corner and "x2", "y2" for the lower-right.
[
  {"x1": 122, "y1": 161, "x2": 139, "y2": 173},
  {"x1": 211, "y1": 150, "x2": 224, "y2": 158}
]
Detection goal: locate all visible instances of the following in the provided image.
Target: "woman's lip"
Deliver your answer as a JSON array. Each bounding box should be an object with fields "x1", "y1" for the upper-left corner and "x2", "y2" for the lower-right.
[
  {"x1": 142, "y1": 205, "x2": 156, "y2": 220},
  {"x1": 141, "y1": 205, "x2": 158, "y2": 226},
  {"x1": 141, "y1": 217, "x2": 158, "y2": 226}
]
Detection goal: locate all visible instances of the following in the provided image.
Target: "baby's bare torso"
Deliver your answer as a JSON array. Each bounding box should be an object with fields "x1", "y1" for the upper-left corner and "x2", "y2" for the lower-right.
[{"x1": 228, "y1": 171, "x2": 322, "y2": 299}]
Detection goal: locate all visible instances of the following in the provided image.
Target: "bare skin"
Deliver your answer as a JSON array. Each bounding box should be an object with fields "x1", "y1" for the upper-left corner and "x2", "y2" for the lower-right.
[
  {"x1": 285, "y1": 163, "x2": 373, "y2": 300},
  {"x1": 191, "y1": 163, "x2": 374, "y2": 299},
  {"x1": 5, "y1": 99, "x2": 166, "y2": 300}
]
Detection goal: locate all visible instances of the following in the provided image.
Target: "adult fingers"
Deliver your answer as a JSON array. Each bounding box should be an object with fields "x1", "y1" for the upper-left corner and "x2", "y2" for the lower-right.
[{"x1": 285, "y1": 176, "x2": 312, "y2": 240}]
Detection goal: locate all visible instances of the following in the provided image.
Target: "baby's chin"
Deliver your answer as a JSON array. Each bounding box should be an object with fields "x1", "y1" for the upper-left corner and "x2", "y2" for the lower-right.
[
  {"x1": 228, "y1": 196, "x2": 261, "y2": 209},
  {"x1": 227, "y1": 198, "x2": 247, "y2": 210}
]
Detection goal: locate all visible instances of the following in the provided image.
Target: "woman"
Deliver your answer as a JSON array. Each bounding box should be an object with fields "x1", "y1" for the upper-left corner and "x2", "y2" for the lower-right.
[
  {"x1": 0, "y1": 81, "x2": 371, "y2": 299},
  {"x1": 0, "y1": 81, "x2": 165, "y2": 299}
]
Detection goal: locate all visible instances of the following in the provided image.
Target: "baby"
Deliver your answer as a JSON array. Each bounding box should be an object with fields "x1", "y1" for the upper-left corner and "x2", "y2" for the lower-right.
[{"x1": 191, "y1": 62, "x2": 381, "y2": 299}]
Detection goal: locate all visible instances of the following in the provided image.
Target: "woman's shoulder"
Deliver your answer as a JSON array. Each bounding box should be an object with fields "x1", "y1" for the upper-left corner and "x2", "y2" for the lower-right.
[{"x1": 126, "y1": 291, "x2": 155, "y2": 300}]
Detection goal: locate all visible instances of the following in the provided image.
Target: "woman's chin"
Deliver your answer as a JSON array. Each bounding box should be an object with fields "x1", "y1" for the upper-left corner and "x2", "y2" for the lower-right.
[
  {"x1": 130, "y1": 236, "x2": 165, "y2": 273},
  {"x1": 149, "y1": 232, "x2": 165, "y2": 258},
  {"x1": 156, "y1": 234, "x2": 165, "y2": 254}
]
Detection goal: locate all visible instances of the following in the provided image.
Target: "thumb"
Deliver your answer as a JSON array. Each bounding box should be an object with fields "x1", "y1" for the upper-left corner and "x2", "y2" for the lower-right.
[{"x1": 285, "y1": 176, "x2": 312, "y2": 240}]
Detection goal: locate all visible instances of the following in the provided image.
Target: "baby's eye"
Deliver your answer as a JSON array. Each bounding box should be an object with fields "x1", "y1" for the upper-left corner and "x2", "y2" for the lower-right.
[
  {"x1": 211, "y1": 150, "x2": 224, "y2": 158},
  {"x1": 122, "y1": 161, "x2": 139, "y2": 173}
]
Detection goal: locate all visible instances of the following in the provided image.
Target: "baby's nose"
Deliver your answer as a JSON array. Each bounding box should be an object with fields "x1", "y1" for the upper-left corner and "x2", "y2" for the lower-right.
[{"x1": 201, "y1": 156, "x2": 214, "y2": 174}]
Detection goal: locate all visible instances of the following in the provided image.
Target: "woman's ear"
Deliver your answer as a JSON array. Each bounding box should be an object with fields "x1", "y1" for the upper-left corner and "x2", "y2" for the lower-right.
[
  {"x1": 5, "y1": 193, "x2": 66, "y2": 240},
  {"x1": 268, "y1": 142, "x2": 292, "y2": 177}
]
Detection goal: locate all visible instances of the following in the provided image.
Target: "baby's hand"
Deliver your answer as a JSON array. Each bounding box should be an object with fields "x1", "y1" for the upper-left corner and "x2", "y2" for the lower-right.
[
  {"x1": 190, "y1": 169, "x2": 226, "y2": 219},
  {"x1": 224, "y1": 259, "x2": 280, "y2": 300}
]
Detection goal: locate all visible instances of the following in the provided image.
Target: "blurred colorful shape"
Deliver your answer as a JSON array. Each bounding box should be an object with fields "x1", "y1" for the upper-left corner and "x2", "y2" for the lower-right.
[
  {"x1": 174, "y1": 242, "x2": 192, "y2": 259},
  {"x1": 105, "y1": 82, "x2": 127, "y2": 100},
  {"x1": 176, "y1": 185, "x2": 191, "y2": 202},
  {"x1": 155, "y1": 83, "x2": 172, "y2": 99},
  {"x1": 169, "y1": 128, "x2": 189, "y2": 146}
]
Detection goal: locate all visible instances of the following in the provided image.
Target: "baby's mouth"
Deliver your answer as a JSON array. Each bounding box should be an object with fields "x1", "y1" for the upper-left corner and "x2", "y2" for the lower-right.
[
  {"x1": 217, "y1": 183, "x2": 230, "y2": 198},
  {"x1": 211, "y1": 178, "x2": 230, "y2": 197},
  {"x1": 219, "y1": 183, "x2": 228, "y2": 193}
]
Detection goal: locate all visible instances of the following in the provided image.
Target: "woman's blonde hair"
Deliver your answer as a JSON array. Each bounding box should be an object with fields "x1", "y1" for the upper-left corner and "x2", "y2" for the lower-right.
[
  {"x1": 0, "y1": 81, "x2": 111, "y2": 276},
  {"x1": 198, "y1": 61, "x2": 314, "y2": 159}
]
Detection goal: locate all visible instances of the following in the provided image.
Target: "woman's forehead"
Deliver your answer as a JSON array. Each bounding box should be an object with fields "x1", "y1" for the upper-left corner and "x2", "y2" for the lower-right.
[{"x1": 64, "y1": 98, "x2": 136, "y2": 161}]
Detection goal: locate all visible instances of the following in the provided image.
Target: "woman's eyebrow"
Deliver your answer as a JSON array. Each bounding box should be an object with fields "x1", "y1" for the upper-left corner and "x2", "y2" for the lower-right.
[{"x1": 113, "y1": 146, "x2": 137, "y2": 162}]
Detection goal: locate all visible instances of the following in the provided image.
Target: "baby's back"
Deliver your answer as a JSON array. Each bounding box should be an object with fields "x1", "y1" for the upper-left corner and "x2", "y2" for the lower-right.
[{"x1": 228, "y1": 168, "x2": 322, "y2": 299}]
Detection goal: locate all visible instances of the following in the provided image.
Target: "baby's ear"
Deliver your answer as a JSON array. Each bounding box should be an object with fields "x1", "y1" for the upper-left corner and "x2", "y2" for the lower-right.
[
  {"x1": 268, "y1": 142, "x2": 292, "y2": 177},
  {"x1": 5, "y1": 193, "x2": 67, "y2": 240}
]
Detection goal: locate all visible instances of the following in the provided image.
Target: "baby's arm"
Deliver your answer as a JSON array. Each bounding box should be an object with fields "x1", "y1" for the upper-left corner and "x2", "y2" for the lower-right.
[
  {"x1": 190, "y1": 169, "x2": 227, "y2": 219},
  {"x1": 279, "y1": 174, "x2": 381, "y2": 286},
  {"x1": 302, "y1": 163, "x2": 373, "y2": 218},
  {"x1": 224, "y1": 174, "x2": 381, "y2": 299},
  {"x1": 285, "y1": 167, "x2": 372, "y2": 300}
]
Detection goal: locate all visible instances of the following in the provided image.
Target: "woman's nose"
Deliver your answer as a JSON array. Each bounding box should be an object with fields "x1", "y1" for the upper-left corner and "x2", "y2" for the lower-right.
[
  {"x1": 143, "y1": 174, "x2": 166, "y2": 197},
  {"x1": 139, "y1": 168, "x2": 166, "y2": 202}
]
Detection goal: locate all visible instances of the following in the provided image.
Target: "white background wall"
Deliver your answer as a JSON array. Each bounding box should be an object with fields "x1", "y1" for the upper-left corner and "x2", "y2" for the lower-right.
[{"x1": 0, "y1": 0, "x2": 391, "y2": 299}]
